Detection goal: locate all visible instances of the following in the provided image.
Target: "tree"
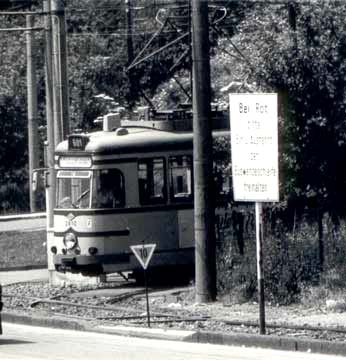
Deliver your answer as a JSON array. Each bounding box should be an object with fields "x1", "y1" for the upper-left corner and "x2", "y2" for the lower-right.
[
  {"x1": 0, "y1": 0, "x2": 36, "y2": 10},
  {"x1": 219, "y1": 1, "x2": 346, "y2": 218},
  {"x1": 65, "y1": 0, "x2": 255, "y2": 129},
  {"x1": 0, "y1": 95, "x2": 30, "y2": 212}
]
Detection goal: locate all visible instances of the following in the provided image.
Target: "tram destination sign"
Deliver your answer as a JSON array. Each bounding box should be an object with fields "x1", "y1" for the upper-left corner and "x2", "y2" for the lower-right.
[
  {"x1": 229, "y1": 93, "x2": 279, "y2": 202},
  {"x1": 59, "y1": 156, "x2": 92, "y2": 168}
]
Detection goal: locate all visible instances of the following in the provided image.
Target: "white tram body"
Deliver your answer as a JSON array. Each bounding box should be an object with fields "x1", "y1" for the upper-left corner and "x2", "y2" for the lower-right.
[{"x1": 52, "y1": 115, "x2": 229, "y2": 277}]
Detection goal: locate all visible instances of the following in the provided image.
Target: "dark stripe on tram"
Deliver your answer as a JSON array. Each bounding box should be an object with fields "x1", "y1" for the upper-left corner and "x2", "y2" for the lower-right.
[
  {"x1": 54, "y1": 229, "x2": 130, "y2": 237},
  {"x1": 54, "y1": 203, "x2": 194, "y2": 216},
  {"x1": 92, "y1": 157, "x2": 138, "y2": 165},
  {"x1": 89, "y1": 142, "x2": 193, "y2": 156}
]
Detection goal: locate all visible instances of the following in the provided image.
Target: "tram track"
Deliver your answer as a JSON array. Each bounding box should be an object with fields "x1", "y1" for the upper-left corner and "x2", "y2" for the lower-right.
[
  {"x1": 3, "y1": 280, "x2": 346, "y2": 343},
  {"x1": 2, "y1": 287, "x2": 210, "y2": 324}
]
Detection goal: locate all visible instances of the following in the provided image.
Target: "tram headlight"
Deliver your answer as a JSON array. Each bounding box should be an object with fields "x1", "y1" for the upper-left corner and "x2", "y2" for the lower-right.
[
  {"x1": 88, "y1": 247, "x2": 98, "y2": 255},
  {"x1": 63, "y1": 232, "x2": 78, "y2": 250}
]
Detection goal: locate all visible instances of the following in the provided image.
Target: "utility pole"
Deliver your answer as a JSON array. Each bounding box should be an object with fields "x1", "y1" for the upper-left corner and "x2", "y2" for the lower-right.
[
  {"x1": 288, "y1": 1, "x2": 297, "y2": 49},
  {"x1": 188, "y1": 1, "x2": 192, "y2": 98},
  {"x1": 192, "y1": 0, "x2": 216, "y2": 303},
  {"x1": 126, "y1": 0, "x2": 135, "y2": 109},
  {"x1": 44, "y1": 0, "x2": 56, "y2": 282},
  {"x1": 26, "y1": 14, "x2": 39, "y2": 212},
  {"x1": 51, "y1": 0, "x2": 69, "y2": 145}
]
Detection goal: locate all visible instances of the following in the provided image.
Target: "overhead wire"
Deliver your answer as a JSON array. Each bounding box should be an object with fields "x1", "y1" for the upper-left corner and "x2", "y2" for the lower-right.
[{"x1": 63, "y1": 0, "x2": 303, "y2": 72}]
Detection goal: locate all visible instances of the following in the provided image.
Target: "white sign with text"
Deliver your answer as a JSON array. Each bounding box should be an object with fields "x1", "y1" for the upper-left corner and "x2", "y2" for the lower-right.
[{"x1": 229, "y1": 93, "x2": 279, "y2": 202}]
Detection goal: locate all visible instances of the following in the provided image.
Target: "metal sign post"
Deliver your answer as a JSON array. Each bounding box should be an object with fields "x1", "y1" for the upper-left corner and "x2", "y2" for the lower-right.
[
  {"x1": 144, "y1": 267, "x2": 150, "y2": 328},
  {"x1": 130, "y1": 243, "x2": 156, "y2": 328},
  {"x1": 229, "y1": 93, "x2": 279, "y2": 335},
  {"x1": 256, "y1": 202, "x2": 265, "y2": 334}
]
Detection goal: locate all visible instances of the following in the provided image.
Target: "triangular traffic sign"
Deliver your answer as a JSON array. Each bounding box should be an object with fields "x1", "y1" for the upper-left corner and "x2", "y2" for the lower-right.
[{"x1": 130, "y1": 243, "x2": 156, "y2": 270}]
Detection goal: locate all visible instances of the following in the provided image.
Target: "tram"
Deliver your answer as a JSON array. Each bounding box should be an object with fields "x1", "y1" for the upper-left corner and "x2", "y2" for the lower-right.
[{"x1": 51, "y1": 107, "x2": 229, "y2": 278}]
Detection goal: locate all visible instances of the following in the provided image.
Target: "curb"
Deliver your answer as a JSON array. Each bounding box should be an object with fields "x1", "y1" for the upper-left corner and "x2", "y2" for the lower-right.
[
  {"x1": 3, "y1": 311, "x2": 346, "y2": 356},
  {"x1": 94, "y1": 324, "x2": 196, "y2": 341},
  {"x1": 2, "y1": 312, "x2": 86, "y2": 332},
  {"x1": 189, "y1": 331, "x2": 346, "y2": 356}
]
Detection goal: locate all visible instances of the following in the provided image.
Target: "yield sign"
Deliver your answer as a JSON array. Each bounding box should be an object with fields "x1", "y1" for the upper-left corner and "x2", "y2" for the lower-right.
[{"x1": 130, "y1": 243, "x2": 156, "y2": 270}]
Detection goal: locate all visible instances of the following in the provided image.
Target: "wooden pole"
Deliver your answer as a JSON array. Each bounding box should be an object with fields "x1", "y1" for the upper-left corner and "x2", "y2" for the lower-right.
[
  {"x1": 44, "y1": 0, "x2": 56, "y2": 282},
  {"x1": 192, "y1": 0, "x2": 216, "y2": 303},
  {"x1": 50, "y1": 0, "x2": 69, "y2": 145},
  {"x1": 44, "y1": 0, "x2": 55, "y2": 225},
  {"x1": 126, "y1": 0, "x2": 135, "y2": 109},
  {"x1": 26, "y1": 15, "x2": 39, "y2": 212}
]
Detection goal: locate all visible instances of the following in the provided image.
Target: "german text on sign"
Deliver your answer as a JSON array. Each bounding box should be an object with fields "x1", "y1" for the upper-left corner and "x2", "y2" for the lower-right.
[{"x1": 229, "y1": 93, "x2": 279, "y2": 202}]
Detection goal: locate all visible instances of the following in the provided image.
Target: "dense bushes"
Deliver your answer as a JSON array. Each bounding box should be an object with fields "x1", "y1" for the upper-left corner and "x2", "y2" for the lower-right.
[
  {"x1": 0, "y1": 183, "x2": 29, "y2": 214},
  {"x1": 212, "y1": 1, "x2": 346, "y2": 305},
  {"x1": 216, "y1": 206, "x2": 346, "y2": 305}
]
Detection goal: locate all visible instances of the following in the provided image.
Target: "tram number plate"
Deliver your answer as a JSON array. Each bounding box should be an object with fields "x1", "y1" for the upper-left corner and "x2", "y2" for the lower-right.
[
  {"x1": 65, "y1": 219, "x2": 77, "y2": 227},
  {"x1": 130, "y1": 244, "x2": 156, "y2": 270}
]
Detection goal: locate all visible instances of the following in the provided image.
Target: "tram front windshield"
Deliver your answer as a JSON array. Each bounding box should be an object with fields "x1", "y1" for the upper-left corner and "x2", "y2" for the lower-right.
[
  {"x1": 56, "y1": 170, "x2": 92, "y2": 209},
  {"x1": 56, "y1": 169, "x2": 125, "y2": 209}
]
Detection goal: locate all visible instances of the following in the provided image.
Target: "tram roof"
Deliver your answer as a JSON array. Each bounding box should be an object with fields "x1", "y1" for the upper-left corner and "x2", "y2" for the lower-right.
[{"x1": 56, "y1": 127, "x2": 230, "y2": 156}]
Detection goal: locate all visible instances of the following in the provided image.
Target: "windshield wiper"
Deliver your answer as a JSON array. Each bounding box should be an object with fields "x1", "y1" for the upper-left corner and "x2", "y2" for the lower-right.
[{"x1": 72, "y1": 189, "x2": 90, "y2": 208}]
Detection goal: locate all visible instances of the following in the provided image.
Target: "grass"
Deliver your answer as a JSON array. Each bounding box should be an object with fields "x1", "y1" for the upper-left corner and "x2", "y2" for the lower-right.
[{"x1": 0, "y1": 230, "x2": 47, "y2": 270}]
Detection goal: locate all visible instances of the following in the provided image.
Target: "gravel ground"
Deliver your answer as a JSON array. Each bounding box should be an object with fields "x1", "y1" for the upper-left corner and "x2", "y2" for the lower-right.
[{"x1": 2, "y1": 280, "x2": 346, "y2": 343}]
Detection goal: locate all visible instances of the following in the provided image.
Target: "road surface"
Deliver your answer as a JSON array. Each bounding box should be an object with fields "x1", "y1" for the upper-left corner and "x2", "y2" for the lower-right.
[{"x1": 0, "y1": 323, "x2": 343, "y2": 360}]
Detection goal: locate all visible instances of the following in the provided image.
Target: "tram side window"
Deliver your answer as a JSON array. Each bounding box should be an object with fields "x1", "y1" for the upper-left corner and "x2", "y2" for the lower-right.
[
  {"x1": 169, "y1": 155, "x2": 193, "y2": 202},
  {"x1": 92, "y1": 169, "x2": 125, "y2": 208},
  {"x1": 138, "y1": 158, "x2": 166, "y2": 205}
]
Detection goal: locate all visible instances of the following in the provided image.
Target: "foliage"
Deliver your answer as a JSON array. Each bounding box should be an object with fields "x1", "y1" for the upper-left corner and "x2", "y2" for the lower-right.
[
  {"x1": 66, "y1": 0, "x2": 254, "y2": 129},
  {"x1": 217, "y1": 206, "x2": 335, "y2": 305},
  {"x1": 66, "y1": 0, "x2": 193, "y2": 129},
  {"x1": 0, "y1": 183, "x2": 29, "y2": 214},
  {"x1": 214, "y1": 3, "x2": 346, "y2": 303},
  {"x1": 0, "y1": 96, "x2": 28, "y2": 185},
  {"x1": 0, "y1": 15, "x2": 26, "y2": 98},
  {"x1": 0, "y1": 94, "x2": 33, "y2": 213},
  {"x1": 232, "y1": 2, "x2": 346, "y2": 217}
]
